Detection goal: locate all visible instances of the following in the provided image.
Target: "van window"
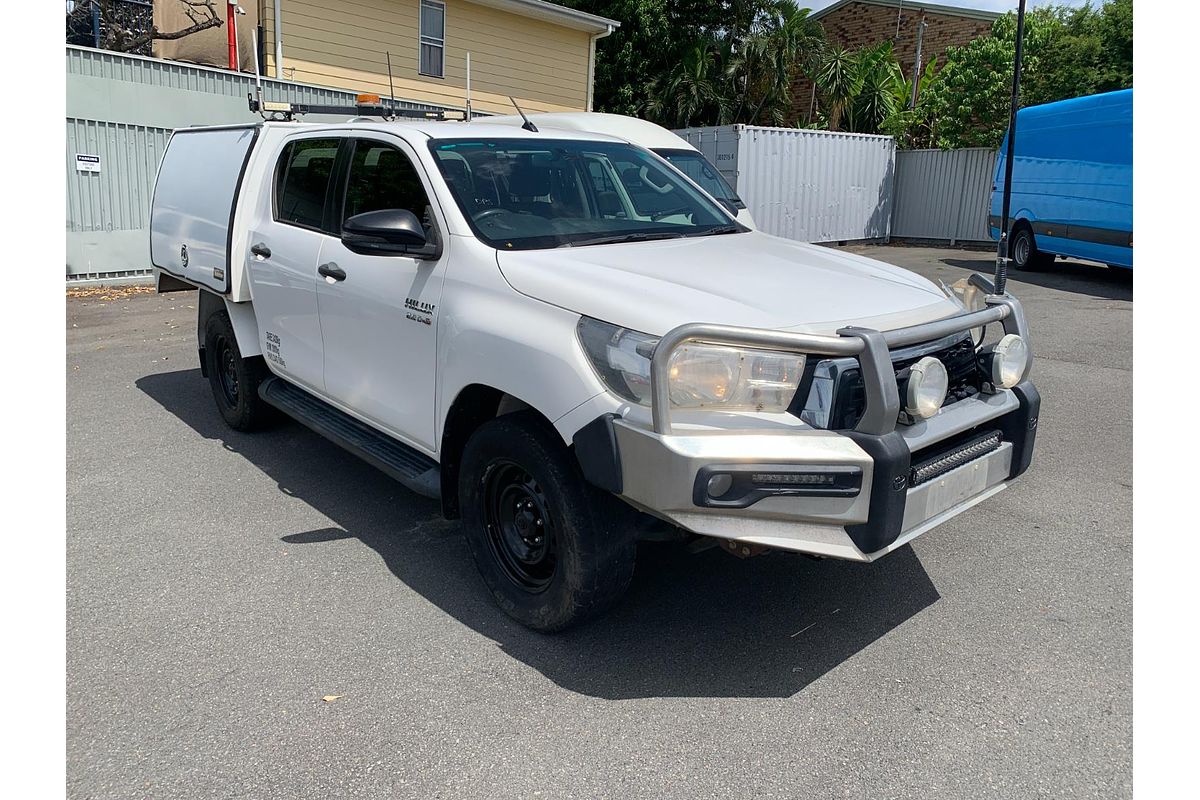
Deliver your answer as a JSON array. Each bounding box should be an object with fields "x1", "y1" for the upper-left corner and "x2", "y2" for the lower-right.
[
  {"x1": 653, "y1": 148, "x2": 745, "y2": 209},
  {"x1": 275, "y1": 138, "x2": 339, "y2": 230},
  {"x1": 341, "y1": 141, "x2": 434, "y2": 227}
]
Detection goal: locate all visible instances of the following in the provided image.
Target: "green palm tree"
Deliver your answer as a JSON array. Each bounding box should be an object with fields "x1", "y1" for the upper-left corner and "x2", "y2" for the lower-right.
[
  {"x1": 811, "y1": 45, "x2": 864, "y2": 130},
  {"x1": 646, "y1": 42, "x2": 724, "y2": 129},
  {"x1": 846, "y1": 42, "x2": 905, "y2": 133}
]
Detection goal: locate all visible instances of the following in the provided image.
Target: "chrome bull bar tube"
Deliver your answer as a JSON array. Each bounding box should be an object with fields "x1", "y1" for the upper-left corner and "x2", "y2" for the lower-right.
[{"x1": 649, "y1": 291, "x2": 1023, "y2": 436}]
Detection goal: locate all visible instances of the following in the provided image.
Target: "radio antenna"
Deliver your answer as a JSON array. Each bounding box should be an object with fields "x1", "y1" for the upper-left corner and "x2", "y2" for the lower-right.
[
  {"x1": 386, "y1": 51, "x2": 397, "y2": 121},
  {"x1": 251, "y1": 28, "x2": 265, "y2": 119},
  {"x1": 508, "y1": 96, "x2": 538, "y2": 132},
  {"x1": 465, "y1": 52, "x2": 472, "y2": 120}
]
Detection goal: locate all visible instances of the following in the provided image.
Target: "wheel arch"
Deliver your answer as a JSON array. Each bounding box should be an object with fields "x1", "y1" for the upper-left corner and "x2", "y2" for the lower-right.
[
  {"x1": 198, "y1": 290, "x2": 262, "y2": 363},
  {"x1": 439, "y1": 383, "x2": 553, "y2": 519}
]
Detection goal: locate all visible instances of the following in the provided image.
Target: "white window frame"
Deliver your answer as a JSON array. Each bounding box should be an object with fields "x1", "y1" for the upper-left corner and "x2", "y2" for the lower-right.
[{"x1": 419, "y1": 0, "x2": 446, "y2": 79}]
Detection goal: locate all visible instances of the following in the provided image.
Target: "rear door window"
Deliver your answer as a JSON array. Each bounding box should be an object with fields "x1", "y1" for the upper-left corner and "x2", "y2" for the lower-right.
[{"x1": 274, "y1": 138, "x2": 340, "y2": 230}]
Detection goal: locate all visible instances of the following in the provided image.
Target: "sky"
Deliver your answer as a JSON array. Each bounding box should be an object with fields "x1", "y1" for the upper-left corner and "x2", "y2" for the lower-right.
[{"x1": 805, "y1": 0, "x2": 1093, "y2": 12}]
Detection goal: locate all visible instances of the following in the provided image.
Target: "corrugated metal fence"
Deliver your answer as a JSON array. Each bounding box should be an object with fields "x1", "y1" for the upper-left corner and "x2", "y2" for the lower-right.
[
  {"x1": 65, "y1": 45, "x2": 448, "y2": 280},
  {"x1": 890, "y1": 148, "x2": 997, "y2": 244}
]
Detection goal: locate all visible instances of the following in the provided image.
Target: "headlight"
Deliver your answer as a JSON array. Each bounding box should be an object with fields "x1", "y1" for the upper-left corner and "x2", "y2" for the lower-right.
[
  {"x1": 577, "y1": 317, "x2": 805, "y2": 412},
  {"x1": 905, "y1": 356, "x2": 948, "y2": 419},
  {"x1": 989, "y1": 333, "x2": 1029, "y2": 388}
]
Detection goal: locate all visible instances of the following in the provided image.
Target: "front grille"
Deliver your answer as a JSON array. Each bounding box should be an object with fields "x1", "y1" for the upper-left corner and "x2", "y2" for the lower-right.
[{"x1": 790, "y1": 333, "x2": 982, "y2": 430}]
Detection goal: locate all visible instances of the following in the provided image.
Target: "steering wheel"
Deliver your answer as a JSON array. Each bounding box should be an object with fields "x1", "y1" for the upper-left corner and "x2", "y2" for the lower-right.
[{"x1": 474, "y1": 208, "x2": 510, "y2": 222}]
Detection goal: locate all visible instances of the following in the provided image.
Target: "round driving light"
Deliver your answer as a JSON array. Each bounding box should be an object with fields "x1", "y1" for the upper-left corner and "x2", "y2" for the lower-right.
[
  {"x1": 991, "y1": 334, "x2": 1029, "y2": 388},
  {"x1": 906, "y1": 356, "x2": 948, "y2": 419}
]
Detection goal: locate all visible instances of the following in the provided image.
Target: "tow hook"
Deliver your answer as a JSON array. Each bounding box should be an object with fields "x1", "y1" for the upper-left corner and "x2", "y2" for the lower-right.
[{"x1": 722, "y1": 540, "x2": 770, "y2": 559}]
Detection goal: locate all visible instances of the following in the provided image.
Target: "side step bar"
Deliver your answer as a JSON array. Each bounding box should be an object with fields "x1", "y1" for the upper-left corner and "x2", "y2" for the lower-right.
[{"x1": 259, "y1": 377, "x2": 441, "y2": 499}]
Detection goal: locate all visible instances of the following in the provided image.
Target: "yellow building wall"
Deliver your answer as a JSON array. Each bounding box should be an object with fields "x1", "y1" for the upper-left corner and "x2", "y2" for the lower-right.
[{"x1": 261, "y1": 0, "x2": 592, "y2": 115}]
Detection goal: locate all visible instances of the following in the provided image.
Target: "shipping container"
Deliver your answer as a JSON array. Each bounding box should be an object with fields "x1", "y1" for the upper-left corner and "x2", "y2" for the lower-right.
[{"x1": 674, "y1": 125, "x2": 896, "y2": 243}]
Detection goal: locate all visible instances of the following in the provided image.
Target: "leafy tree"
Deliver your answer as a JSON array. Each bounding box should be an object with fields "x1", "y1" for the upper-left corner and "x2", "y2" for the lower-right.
[
  {"x1": 564, "y1": 1, "x2": 825, "y2": 126},
  {"x1": 894, "y1": 0, "x2": 1133, "y2": 149}
]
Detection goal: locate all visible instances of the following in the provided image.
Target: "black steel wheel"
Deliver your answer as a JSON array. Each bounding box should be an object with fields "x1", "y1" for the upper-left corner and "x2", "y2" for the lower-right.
[
  {"x1": 203, "y1": 311, "x2": 274, "y2": 432},
  {"x1": 459, "y1": 411, "x2": 637, "y2": 632},
  {"x1": 214, "y1": 332, "x2": 240, "y2": 407},
  {"x1": 482, "y1": 461, "x2": 558, "y2": 591}
]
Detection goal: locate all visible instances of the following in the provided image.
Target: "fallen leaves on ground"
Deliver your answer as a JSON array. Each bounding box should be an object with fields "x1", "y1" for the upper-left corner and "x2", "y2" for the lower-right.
[
  {"x1": 67, "y1": 285, "x2": 156, "y2": 301},
  {"x1": 321, "y1": 695, "x2": 343, "y2": 703}
]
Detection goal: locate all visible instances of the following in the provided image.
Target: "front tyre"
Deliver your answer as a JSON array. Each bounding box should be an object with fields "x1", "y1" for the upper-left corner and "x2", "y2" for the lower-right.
[
  {"x1": 203, "y1": 311, "x2": 273, "y2": 432},
  {"x1": 459, "y1": 411, "x2": 636, "y2": 632}
]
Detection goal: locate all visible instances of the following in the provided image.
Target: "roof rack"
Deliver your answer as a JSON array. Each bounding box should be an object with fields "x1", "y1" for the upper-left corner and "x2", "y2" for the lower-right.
[{"x1": 247, "y1": 94, "x2": 466, "y2": 123}]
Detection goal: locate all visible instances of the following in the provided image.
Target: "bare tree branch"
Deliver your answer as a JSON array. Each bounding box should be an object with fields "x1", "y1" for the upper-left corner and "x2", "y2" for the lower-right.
[{"x1": 67, "y1": 0, "x2": 224, "y2": 54}]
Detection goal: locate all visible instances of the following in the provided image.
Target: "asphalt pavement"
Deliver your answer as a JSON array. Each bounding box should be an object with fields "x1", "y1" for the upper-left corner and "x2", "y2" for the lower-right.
[{"x1": 66, "y1": 246, "x2": 1132, "y2": 799}]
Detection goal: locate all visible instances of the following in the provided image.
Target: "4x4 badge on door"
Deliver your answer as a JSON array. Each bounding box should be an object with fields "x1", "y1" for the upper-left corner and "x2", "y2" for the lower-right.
[{"x1": 180, "y1": 243, "x2": 189, "y2": 269}]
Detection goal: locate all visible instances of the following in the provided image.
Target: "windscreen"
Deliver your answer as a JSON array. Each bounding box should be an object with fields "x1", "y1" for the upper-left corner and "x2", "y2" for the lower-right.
[
  {"x1": 429, "y1": 138, "x2": 743, "y2": 250},
  {"x1": 653, "y1": 148, "x2": 745, "y2": 209}
]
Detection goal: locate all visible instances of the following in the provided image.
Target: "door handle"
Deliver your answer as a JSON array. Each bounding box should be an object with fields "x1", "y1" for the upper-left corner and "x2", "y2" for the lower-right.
[
  {"x1": 318, "y1": 262, "x2": 347, "y2": 282},
  {"x1": 250, "y1": 242, "x2": 272, "y2": 259}
]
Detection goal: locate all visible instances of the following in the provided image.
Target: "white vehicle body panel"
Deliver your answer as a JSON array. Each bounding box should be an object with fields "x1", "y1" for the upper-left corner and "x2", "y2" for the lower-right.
[
  {"x1": 150, "y1": 126, "x2": 257, "y2": 294},
  {"x1": 496, "y1": 231, "x2": 960, "y2": 337}
]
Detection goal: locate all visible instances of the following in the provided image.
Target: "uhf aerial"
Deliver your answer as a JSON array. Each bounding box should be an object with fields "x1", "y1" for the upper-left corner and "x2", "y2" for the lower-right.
[{"x1": 246, "y1": 32, "x2": 463, "y2": 122}]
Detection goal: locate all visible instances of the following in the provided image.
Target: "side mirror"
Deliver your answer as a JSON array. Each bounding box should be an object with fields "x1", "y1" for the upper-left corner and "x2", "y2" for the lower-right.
[
  {"x1": 341, "y1": 209, "x2": 433, "y2": 256},
  {"x1": 719, "y1": 198, "x2": 740, "y2": 217}
]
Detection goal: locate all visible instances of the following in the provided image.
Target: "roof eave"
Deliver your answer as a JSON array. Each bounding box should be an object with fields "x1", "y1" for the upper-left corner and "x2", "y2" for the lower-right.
[
  {"x1": 811, "y1": 0, "x2": 1002, "y2": 24},
  {"x1": 463, "y1": 0, "x2": 620, "y2": 34}
]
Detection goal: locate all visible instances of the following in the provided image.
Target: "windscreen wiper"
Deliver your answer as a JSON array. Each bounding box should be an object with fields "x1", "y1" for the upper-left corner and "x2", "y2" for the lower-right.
[
  {"x1": 690, "y1": 224, "x2": 744, "y2": 237},
  {"x1": 559, "y1": 231, "x2": 686, "y2": 248}
]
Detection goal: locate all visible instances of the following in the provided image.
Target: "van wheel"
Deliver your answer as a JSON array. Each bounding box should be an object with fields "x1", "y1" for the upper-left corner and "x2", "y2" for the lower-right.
[
  {"x1": 459, "y1": 411, "x2": 637, "y2": 632},
  {"x1": 1010, "y1": 224, "x2": 1054, "y2": 271},
  {"x1": 203, "y1": 311, "x2": 273, "y2": 432}
]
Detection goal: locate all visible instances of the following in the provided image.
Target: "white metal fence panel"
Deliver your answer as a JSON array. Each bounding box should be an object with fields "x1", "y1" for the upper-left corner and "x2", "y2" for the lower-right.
[
  {"x1": 891, "y1": 148, "x2": 997, "y2": 243},
  {"x1": 675, "y1": 125, "x2": 896, "y2": 243}
]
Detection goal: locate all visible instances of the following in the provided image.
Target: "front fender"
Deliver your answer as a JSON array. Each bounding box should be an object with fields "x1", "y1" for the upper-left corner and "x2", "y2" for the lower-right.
[{"x1": 435, "y1": 278, "x2": 606, "y2": 451}]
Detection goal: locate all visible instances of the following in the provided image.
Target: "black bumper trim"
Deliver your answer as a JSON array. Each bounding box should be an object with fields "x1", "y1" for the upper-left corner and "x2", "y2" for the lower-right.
[
  {"x1": 573, "y1": 413, "x2": 623, "y2": 494},
  {"x1": 998, "y1": 381, "x2": 1040, "y2": 480},
  {"x1": 842, "y1": 430, "x2": 911, "y2": 555}
]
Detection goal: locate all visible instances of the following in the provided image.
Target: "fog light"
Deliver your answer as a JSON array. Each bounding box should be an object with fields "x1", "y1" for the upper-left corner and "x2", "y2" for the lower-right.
[
  {"x1": 706, "y1": 473, "x2": 733, "y2": 498},
  {"x1": 905, "y1": 356, "x2": 948, "y2": 419},
  {"x1": 990, "y1": 334, "x2": 1029, "y2": 388}
]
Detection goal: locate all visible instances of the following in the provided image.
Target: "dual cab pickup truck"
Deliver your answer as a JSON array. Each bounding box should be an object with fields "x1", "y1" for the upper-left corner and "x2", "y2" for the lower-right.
[{"x1": 150, "y1": 118, "x2": 1039, "y2": 631}]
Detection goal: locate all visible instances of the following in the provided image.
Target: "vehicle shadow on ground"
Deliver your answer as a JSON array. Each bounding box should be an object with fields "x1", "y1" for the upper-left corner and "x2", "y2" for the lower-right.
[
  {"x1": 939, "y1": 256, "x2": 1133, "y2": 302},
  {"x1": 138, "y1": 368, "x2": 941, "y2": 700}
]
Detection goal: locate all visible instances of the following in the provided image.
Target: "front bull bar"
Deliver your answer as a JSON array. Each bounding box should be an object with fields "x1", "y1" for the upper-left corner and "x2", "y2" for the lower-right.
[{"x1": 648, "y1": 279, "x2": 1030, "y2": 436}]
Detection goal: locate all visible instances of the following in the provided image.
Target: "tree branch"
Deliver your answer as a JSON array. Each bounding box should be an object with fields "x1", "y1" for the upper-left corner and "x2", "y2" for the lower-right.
[{"x1": 84, "y1": 0, "x2": 224, "y2": 54}]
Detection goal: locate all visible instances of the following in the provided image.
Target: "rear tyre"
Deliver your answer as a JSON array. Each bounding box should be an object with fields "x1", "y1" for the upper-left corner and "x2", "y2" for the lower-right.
[
  {"x1": 1010, "y1": 224, "x2": 1054, "y2": 271},
  {"x1": 203, "y1": 311, "x2": 273, "y2": 432},
  {"x1": 459, "y1": 411, "x2": 637, "y2": 632}
]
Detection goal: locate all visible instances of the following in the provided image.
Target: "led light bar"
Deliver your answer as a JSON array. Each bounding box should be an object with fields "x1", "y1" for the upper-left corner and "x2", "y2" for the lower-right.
[{"x1": 910, "y1": 431, "x2": 1003, "y2": 487}]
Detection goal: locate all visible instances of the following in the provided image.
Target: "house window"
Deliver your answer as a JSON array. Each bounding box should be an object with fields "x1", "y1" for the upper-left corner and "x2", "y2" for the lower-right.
[{"x1": 419, "y1": 0, "x2": 445, "y2": 79}]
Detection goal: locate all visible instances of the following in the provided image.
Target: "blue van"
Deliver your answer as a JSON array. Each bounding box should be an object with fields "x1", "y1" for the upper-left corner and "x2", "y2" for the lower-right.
[{"x1": 989, "y1": 88, "x2": 1132, "y2": 270}]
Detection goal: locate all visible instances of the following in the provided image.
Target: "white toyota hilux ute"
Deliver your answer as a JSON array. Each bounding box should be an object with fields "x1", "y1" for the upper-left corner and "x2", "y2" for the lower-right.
[{"x1": 150, "y1": 119, "x2": 1040, "y2": 632}]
